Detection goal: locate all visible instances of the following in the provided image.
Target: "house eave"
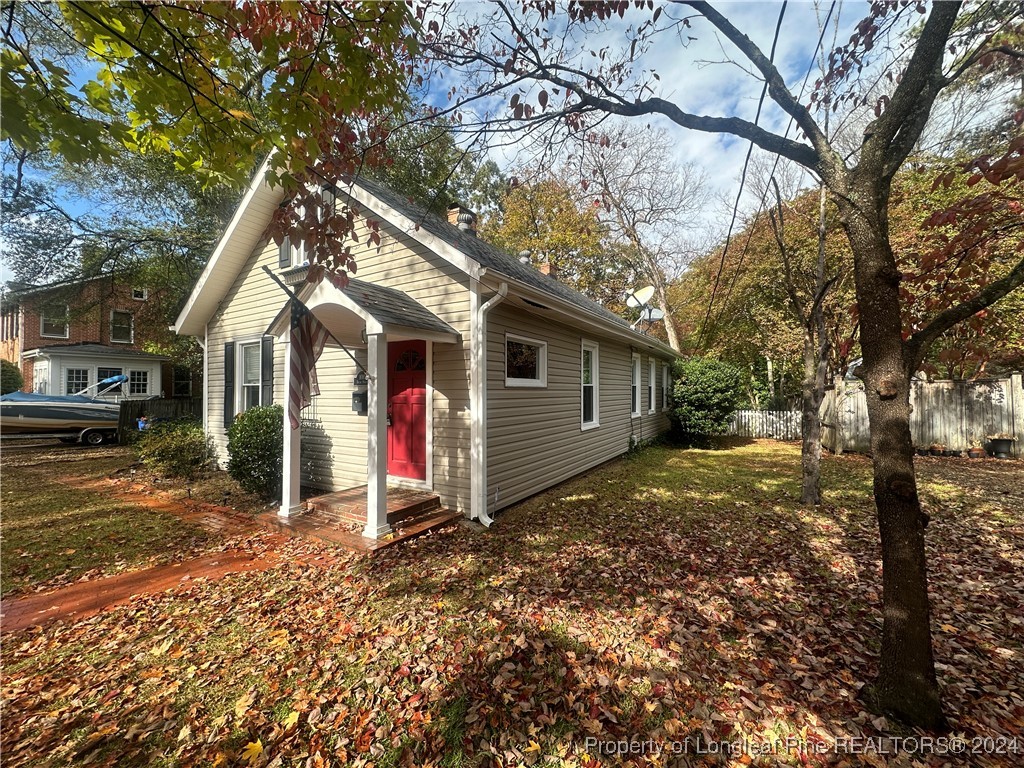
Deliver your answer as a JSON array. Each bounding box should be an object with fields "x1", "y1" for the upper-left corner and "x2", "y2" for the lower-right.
[
  {"x1": 173, "y1": 155, "x2": 277, "y2": 337},
  {"x1": 479, "y1": 270, "x2": 679, "y2": 358}
]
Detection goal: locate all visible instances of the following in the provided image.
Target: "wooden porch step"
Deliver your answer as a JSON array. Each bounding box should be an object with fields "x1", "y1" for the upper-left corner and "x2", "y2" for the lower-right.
[
  {"x1": 257, "y1": 507, "x2": 462, "y2": 554},
  {"x1": 305, "y1": 486, "x2": 441, "y2": 527}
]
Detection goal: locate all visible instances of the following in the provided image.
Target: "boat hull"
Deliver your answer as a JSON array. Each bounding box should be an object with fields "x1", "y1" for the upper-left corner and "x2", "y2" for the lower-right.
[{"x1": 0, "y1": 396, "x2": 120, "y2": 435}]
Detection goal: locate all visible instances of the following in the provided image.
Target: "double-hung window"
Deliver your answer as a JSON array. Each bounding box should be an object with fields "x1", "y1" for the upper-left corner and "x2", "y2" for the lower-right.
[
  {"x1": 65, "y1": 368, "x2": 89, "y2": 395},
  {"x1": 648, "y1": 358, "x2": 656, "y2": 414},
  {"x1": 630, "y1": 353, "x2": 641, "y2": 417},
  {"x1": 505, "y1": 334, "x2": 547, "y2": 387},
  {"x1": 239, "y1": 341, "x2": 262, "y2": 410},
  {"x1": 110, "y1": 310, "x2": 133, "y2": 343},
  {"x1": 129, "y1": 371, "x2": 149, "y2": 396},
  {"x1": 41, "y1": 304, "x2": 69, "y2": 338},
  {"x1": 172, "y1": 366, "x2": 192, "y2": 397},
  {"x1": 97, "y1": 367, "x2": 123, "y2": 396},
  {"x1": 581, "y1": 340, "x2": 599, "y2": 429},
  {"x1": 662, "y1": 364, "x2": 671, "y2": 410}
]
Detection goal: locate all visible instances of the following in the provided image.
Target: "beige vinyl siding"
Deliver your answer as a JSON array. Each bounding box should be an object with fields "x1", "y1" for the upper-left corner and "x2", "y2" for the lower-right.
[
  {"x1": 206, "y1": 209, "x2": 472, "y2": 513},
  {"x1": 206, "y1": 238, "x2": 287, "y2": 461},
  {"x1": 486, "y1": 303, "x2": 671, "y2": 513}
]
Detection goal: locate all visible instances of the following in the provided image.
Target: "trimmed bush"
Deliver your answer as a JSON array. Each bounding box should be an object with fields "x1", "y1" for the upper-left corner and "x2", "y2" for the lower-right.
[
  {"x1": 1, "y1": 359, "x2": 23, "y2": 394},
  {"x1": 227, "y1": 404, "x2": 283, "y2": 498},
  {"x1": 671, "y1": 357, "x2": 743, "y2": 437},
  {"x1": 136, "y1": 420, "x2": 211, "y2": 480}
]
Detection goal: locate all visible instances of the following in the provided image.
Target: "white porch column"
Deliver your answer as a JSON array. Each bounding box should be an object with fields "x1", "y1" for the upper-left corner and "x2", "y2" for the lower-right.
[
  {"x1": 364, "y1": 332, "x2": 391, "y2": 538},
  {"x1": 280, "y1": 337, "x2": 302, "y2": 518}
]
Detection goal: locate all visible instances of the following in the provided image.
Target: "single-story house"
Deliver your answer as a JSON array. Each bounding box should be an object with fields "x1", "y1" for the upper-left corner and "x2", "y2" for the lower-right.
[
  {"x1": 23, "y1": 343, "x2": 166, "y2": 400},
  {"x1": 173, "y1": 162, "x2": 677, "y2": 538}
]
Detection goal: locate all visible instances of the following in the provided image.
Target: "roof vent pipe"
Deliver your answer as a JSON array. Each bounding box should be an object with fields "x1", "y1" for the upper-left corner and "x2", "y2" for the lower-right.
[
  {"x1": 447, "y1": 203, "x2": 478, "y2": 236},
  {"x1": 518, "y1": 250, "x2": 531, "y2": 265}
]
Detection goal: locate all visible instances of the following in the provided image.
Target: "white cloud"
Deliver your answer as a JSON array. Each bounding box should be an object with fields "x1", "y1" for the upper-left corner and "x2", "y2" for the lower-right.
[{"x1": 426, "y1": 1, "x2": 864, "y2": 234}]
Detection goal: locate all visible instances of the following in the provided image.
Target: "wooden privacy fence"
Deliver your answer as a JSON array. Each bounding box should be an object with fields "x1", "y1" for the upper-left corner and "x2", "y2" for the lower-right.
[
  {"x1": 727, "y1": 410, "x2": 802, "y2": 441},
  {"x1": 821, "y1": 373, "x2": 1023, "y2": 458},
  {"x1": 117, "y1": 398, "x2": 202, "y2": 444}
]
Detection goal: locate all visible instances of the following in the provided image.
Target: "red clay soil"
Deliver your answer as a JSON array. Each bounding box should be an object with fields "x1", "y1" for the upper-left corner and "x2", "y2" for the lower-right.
[
  {"x1": 0, "y1": 541, "x2": 289, "y2": 634},
  {"x1": 2, "y1": 476, "x2": 283, "y2": 634},
  {"x1": 74, "y1": 477, "x2": 264, "y2": 537}
]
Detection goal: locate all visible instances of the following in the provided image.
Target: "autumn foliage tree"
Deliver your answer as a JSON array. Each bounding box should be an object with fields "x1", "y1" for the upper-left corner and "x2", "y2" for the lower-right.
[
  {"x1": 1, "y1": 0, "x2": 416, "y2": 269},
  {"x1": 423, "y1": 0, "x2": 1024, "y2": 728}
]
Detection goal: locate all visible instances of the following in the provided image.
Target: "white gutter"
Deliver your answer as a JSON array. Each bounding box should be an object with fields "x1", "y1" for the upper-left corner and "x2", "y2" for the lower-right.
[
  {"x1": 478, "y1": 269, "x2": 678, "y2": 359},
  {"x1": 470, "y1": 281, "x2": 508, "y2": 527}
]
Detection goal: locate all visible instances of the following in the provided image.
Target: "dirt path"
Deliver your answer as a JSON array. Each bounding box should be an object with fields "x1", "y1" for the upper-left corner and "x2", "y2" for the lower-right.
[
  {"x1": 0, "y1": 541, "x2": 289, "y2": 633},
  {"x1": 2, "y1": 474, "x2": 291, "y2": 634}
]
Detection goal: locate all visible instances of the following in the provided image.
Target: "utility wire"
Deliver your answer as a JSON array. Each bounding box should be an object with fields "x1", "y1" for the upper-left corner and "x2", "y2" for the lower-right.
[
  {"x1": 696, "y1": 1, "x2": 839, "y2": 352},
  {"x1": 710, "y1": 1, "x2": 839, "y2": 339},
  {"x1": 695, "y1": 1, "x2": 788, "y2": 351}
]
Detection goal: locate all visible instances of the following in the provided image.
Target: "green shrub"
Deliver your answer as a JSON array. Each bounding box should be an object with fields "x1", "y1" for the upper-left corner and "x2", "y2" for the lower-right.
[
  {"x1": 670, "y1": 357, "x2": 743, "y2": 437},
  {"x1": 136, "y1": 420, "x2": 211, "y2": 480},
  {"x1": 1, "y1": 359, "x2": 23, "y2": 394},
  {"x1": 227, "y1": 404, "x2": 283, "y2": 498}
]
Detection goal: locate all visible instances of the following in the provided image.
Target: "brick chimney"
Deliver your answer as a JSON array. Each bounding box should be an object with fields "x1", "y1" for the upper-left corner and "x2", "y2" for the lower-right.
[
  {"x1": 447, "y1": 203, "x2": 477, "y2": 236},
  {"x1": 537, "y1": 257, "x2": 558, "y2": 279}
]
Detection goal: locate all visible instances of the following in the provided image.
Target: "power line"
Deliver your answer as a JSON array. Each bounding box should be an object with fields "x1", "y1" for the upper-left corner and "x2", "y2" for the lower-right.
[
  {"x1": 695, "y1": 1, "x2": 788, "y2": 351},
  {"x1": 696, "y1": 1, "x2": 839, "y2": 351},
  {"x1": 712, "y1": 1, "x2": 839, "y2": 336}
]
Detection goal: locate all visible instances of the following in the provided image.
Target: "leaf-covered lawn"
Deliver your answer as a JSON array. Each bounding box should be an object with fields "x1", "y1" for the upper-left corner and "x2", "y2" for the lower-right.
[
  {"x1": 0, "y1": 445, "x2": 215, "y2": 597},
  {"x1": 3, "y1": 442, "x2": 1022, "y2": 767}
]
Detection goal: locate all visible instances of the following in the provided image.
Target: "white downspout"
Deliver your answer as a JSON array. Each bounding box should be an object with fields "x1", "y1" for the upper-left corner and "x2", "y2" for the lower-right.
[{"x1": 472, "y1": 280, "x2": 507, "y2": 527}]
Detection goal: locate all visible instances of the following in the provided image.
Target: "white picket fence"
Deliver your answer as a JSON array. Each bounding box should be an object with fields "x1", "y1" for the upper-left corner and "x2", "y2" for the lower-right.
[
  {"x1": 727, "y1": 410, "x2": 802, "y2": 441},
  {"x1": 725, "y1": 373, "x2": 1023, "y2": 458}
]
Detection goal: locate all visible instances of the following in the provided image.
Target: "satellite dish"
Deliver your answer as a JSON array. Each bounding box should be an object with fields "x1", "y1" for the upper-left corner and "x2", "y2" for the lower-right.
[
  {"x1": 625, "y1": 285, "x2": 655, "y2": 307},
  {"x1": 643, "y1": 307, "x2": 665, "y2": 322}
]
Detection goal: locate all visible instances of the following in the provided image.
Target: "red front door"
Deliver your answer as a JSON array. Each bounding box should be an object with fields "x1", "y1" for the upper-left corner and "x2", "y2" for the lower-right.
[{"x1": 387, "y1": 340, "x2": 427, "y2": 480}]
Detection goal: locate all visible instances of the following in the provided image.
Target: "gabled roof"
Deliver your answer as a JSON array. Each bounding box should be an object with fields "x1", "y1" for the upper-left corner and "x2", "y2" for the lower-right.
[
  {"x1": 175, "y1": 164, "x2": 676, "y2": 357},
  {"x1": 350, "y1": 177, "x2": 635, "y2": 331},
  {"x1": 341, "y1": 277, "x2": 460, "y2": 339},
  {"x1": 5, "y1": 273, "x2": 117, "y2": 299},
  {"x1": 267, "y1": 271, "x2": 459, "y2": 342}
]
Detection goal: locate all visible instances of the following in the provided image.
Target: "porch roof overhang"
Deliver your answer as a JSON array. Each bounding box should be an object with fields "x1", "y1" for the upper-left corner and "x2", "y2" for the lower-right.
[{"x1": 266, "y1": 271, "x2": 461, "y2": 344}]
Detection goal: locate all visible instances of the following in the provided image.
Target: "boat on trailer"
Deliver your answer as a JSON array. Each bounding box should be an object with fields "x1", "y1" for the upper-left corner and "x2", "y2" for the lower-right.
[{"x1": 0, "y1": 375, "x2": 126, "y2": 444}]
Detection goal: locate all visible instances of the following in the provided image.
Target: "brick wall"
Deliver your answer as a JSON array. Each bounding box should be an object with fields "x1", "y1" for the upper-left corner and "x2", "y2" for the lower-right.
[{"x1": 8, "y1": 277, "x2": 178, "y2": 392}]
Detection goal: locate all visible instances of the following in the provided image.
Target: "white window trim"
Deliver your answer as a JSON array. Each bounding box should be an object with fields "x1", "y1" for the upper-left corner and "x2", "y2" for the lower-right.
[
  {"x1": 581, "y1": 338, "x2": 600, "y2": 431},
  {"x1": 40, "y1": 304, "x2": 70, "y2": 339},
  {"x1": 109, "y1": 309, "x2": 134, "y2": 344},
  {"x1": 128, "y1": 369, "x2": 150, "y2": 397},
  {"x1": 648, "y1": 358, "x2": 656, "y2": 415},
  {"x1": 505, "y1": 332, "x2": 547, "y2": 388},
  {"x1": 235, "y1": 338, "x2": 263, "y2": 414},
  {"x1": 630, "y1": 353, "x2": 641, "y2": 417},
  {"x1": 662, "y1": 363, "x2": 671, "y2": 411},
  {"x1": 65, "y1": 367, "x2": 89, "y2": 395},
  {"x1": 131, "y1": 287, "x2": 148, "y2": 301}
]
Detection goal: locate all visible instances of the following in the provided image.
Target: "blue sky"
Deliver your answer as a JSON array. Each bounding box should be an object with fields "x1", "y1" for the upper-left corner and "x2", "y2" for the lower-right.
[{"x1": 2, "y1": 2, "x2": 866, "y2": 284}]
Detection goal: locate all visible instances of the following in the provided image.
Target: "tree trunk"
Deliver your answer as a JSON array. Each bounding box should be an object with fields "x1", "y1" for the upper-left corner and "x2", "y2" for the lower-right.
[
  {"x1": 840, "y1": 194, "x2": 946, "y2": 730},
  {"x1": 798, "y1": 181, "x2": 832, "y2": 506},
  {"x1": 799, "y1": 332, "x2": 824, "y2": 504},
  {"x1": 654, "y1": 281, "x2": 682, "y2": 352}
]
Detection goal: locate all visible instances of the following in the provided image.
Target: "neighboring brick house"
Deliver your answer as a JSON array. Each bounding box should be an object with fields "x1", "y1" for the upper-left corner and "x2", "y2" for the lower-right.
[{"x1": 0, "y1": 274, "x2": 195, "y2": 399}]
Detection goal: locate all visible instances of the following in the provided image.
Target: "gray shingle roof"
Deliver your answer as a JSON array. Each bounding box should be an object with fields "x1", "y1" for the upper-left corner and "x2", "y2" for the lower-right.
[
  {"x1": 28, "y1": 343, "x2": 168, "y2": 359},
  {"x1": 343, "y1": 277, "x2": 459, "y2": 338},
  {"x1": 350, "y1": 177, "x2": 634, "y2": 331}
]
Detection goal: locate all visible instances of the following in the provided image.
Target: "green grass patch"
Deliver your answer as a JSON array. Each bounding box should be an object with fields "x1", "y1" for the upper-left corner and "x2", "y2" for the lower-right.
[{"x1": 0, "y1": 446, "x2": 213, "y2": 597}]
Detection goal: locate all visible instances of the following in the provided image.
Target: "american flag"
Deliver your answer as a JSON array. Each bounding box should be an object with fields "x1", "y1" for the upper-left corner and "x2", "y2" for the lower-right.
[{"x1": 288, "y1": 299, "x2": 330, "y2": 429}]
